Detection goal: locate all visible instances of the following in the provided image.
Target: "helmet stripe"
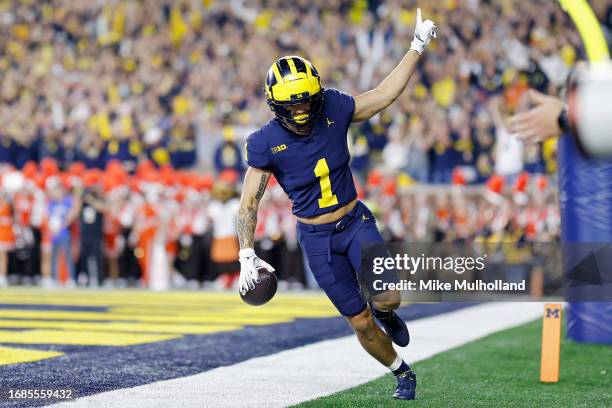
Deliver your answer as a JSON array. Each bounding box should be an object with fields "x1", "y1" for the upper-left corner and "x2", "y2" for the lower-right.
[
  {"x1": 287, "y1": 58, "x2": 298, "y2": 76},
  {"x1": 271, "y1": 63, "x2": 283, "y2": 85},
  {"x1": 304, "y1": 61, "x2": 312, "y2": 77},
  {"x1": 292, "y1": 57, "x2": 307, "y2": 74},
  {"x1": 276, "y1": 58, "x2": 292, "y2": 81},
  {"x1": 266, "y1": 69, "x2": 278, "y2": 87},
  {"x1": 308, "y1": 61, "x2": 319, "y2": 77}
]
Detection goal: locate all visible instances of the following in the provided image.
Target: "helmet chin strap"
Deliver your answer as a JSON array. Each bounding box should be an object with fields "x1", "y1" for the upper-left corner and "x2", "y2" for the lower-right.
[
  {"x1": 282, "y1": 119, "x2": 313, "y2": 136},
  {"x1": 292, "y1": 127, "x2": 311, "y2": 136}
]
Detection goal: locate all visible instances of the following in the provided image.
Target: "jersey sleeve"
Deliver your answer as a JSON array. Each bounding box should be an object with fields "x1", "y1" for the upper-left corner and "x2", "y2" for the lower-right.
[
  {"x1": 326, "y1": 88, "x2": 356, "y2": 123},
  {"x1": 244, "y1": 130, "x2": 271, "y2": 170}
]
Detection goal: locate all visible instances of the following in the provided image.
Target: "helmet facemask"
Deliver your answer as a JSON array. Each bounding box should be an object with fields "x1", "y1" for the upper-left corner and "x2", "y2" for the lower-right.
[{"x1": 268, "y1": 91, "x2": 324, "y2": 136}]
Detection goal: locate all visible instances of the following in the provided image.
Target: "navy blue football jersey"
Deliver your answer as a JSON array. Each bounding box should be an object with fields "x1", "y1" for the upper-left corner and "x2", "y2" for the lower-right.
[{"x1": 246, "y1": 88, "x2": 358, "y2": 218}]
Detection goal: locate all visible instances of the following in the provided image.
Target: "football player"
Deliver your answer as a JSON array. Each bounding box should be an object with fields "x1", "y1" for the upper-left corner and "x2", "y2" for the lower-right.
[{"x1": 237, "y1": 9, "x2": 436, "y2": 400}]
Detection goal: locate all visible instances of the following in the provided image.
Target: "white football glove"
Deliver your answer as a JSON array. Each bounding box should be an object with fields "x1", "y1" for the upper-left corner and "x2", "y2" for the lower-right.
[
  {"x1": 239, "y1": 248, "x2": 276, "y2": 295},
  {"x1": 410, "y1": 8, "x2": 437, "y2": 55}
]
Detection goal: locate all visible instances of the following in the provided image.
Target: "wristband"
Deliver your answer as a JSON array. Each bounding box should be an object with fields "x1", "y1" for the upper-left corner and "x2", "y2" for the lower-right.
[
  {"x1": 410, "y1": 40, "x2": 425, "y2": 55},
  {"x1": 239, "y1": 248, "x2": 255, "y2": 259},
  {"x1": 558, "y1": 106, "x2": 570, "y2": 132}
]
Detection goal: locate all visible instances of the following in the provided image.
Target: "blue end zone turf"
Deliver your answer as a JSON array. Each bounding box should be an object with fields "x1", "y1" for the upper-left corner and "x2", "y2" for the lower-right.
[{"x1": 0, "y1": 301, "x2": 476, "y2": 407}]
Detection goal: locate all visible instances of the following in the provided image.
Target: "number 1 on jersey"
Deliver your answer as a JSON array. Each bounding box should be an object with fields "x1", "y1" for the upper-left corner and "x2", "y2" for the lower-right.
[{"x1": 314, "y1": 158, "x2": 338, "y2": 208}]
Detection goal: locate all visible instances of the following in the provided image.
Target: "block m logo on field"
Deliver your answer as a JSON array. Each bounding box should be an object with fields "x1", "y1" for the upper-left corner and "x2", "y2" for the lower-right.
[{"x1": 545, "y1": 308, "x2": 560, "y2": 319}]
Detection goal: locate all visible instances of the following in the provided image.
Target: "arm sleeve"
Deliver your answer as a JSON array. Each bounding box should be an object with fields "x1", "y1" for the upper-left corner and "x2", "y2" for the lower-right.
[{"x1": 245, "y1": 131, "x2": 271, "y2": 170}]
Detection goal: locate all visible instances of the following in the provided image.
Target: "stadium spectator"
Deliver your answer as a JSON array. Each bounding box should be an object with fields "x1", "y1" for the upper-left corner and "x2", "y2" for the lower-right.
[
  {"x1": 403, "y1": 117, "x2": 431, "y2": 183},
  {"x1": 115, "y1": 186, "x2": 142, "y2": 285},
  {"x1": 213, "y1": 127, "x2": 244, "y2": 176},
  {"x1": 47, "y1": 178, "x2": 81, "y2": 286},
  {"x1": 489, "y1": 96, "x2": 523, "y2": 182},
  {"x1": 207, "y1": 172, "x2": 241, "y2": 289},
  {"x1": 174, "y1": 188, "x2": 211, "y2": 288},
  {"x1": 10, "y1": 184, "x2": 41, "y2": 283},
  {"x1": 0, "y1": 192, "x2": 15, "y2": 287},
  {"x1": 77, "y1": 183, "x2": 106, "y2": 286}
]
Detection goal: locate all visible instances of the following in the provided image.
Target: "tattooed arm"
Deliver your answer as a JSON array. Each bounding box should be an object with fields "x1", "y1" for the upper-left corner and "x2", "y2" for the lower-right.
[
  {"x1": 237, "y1": 167, "x2": 275, "y2": 294},
  {"x1": 237, "y1": 166, "x2": 271, "y2": 250}
]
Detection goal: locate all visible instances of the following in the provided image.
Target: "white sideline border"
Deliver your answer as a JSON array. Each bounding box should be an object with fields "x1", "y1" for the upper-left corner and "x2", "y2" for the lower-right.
[{"x1": 51, "y1": 302, "x2": 544, "y2": 408}]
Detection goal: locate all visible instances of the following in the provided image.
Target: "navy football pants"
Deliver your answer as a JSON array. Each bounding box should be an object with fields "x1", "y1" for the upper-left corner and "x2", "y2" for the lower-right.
[{"x1": 297, "y1": 201, "x2": 389, "y2": 316}]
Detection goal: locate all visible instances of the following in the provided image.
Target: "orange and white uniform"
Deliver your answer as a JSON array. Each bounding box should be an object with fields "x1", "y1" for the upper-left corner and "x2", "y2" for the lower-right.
[
  {"x1": 104, "y1": 215, "x2": 123, "y2": 258},
  {"x1": 28, "y1": 190, "x2": 52, "y2": 252},
  {"x1": 208, "y1": 197, "x2": 240, "y2": 264},
  {"x1": 0, "y1": 202, "x2": 15, "y2": 251},
  {"x1": 13, "y1": 193, "x2": 33, "y2": 227},
  {"x1": 135, "y1": 203, "x2": 158, "y2": 284},
  {"x1": 163, "y1": 199, "x2": 180, "y2": 259}
]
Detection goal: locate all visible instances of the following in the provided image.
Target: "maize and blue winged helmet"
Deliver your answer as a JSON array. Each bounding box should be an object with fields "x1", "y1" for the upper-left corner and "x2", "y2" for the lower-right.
[{"x1": 264, "y1": 56, "x2": 324, "y2": 135}]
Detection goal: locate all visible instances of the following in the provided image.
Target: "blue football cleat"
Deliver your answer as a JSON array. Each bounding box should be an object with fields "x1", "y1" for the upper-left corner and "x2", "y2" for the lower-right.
[
  {"x1": 393, "y1": 370, "x2": 417, "y2": 400},
  {"x1": 370, "y1": 304, "x2": 410, "y2": 347}
]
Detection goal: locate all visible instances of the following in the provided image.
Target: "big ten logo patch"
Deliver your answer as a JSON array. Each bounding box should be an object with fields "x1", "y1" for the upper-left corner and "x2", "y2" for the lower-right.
[{"x1": 271, "y1": 144, "x2": 288, "y2": 154}]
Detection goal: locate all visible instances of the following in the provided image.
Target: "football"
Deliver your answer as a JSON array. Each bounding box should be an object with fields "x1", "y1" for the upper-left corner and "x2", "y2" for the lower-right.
[{"x1": 240, "y1": 268, "x2": 278, "y2": 306}]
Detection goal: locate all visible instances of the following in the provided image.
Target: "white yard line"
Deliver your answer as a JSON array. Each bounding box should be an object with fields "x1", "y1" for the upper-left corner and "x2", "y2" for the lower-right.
[{"x1": 51, "y1": 302, "x2": 544, "y2": 408}]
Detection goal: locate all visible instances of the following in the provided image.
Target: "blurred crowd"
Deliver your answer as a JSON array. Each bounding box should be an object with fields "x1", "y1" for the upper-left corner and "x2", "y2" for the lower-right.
[
  {"x1": 1, "y1": 0, "x2": 610, "y2": 183},
  {"x1": 0, "y1": 0, "x2": 602, "y2": 289},
  {"x1": 0, "y1": 160, "x2": 559, "y2": 289}
]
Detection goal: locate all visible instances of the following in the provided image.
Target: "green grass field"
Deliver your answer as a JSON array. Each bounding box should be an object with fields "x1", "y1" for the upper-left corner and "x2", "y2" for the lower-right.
[{"x1": 295, "y1": 319, "x2": 612, "y2": 408}]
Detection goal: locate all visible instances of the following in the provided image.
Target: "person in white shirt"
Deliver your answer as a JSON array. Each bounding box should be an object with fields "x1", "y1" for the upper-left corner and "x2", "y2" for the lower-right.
[{"x1": 489, "y1": 96, "x2": 523, "y2": 181}]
